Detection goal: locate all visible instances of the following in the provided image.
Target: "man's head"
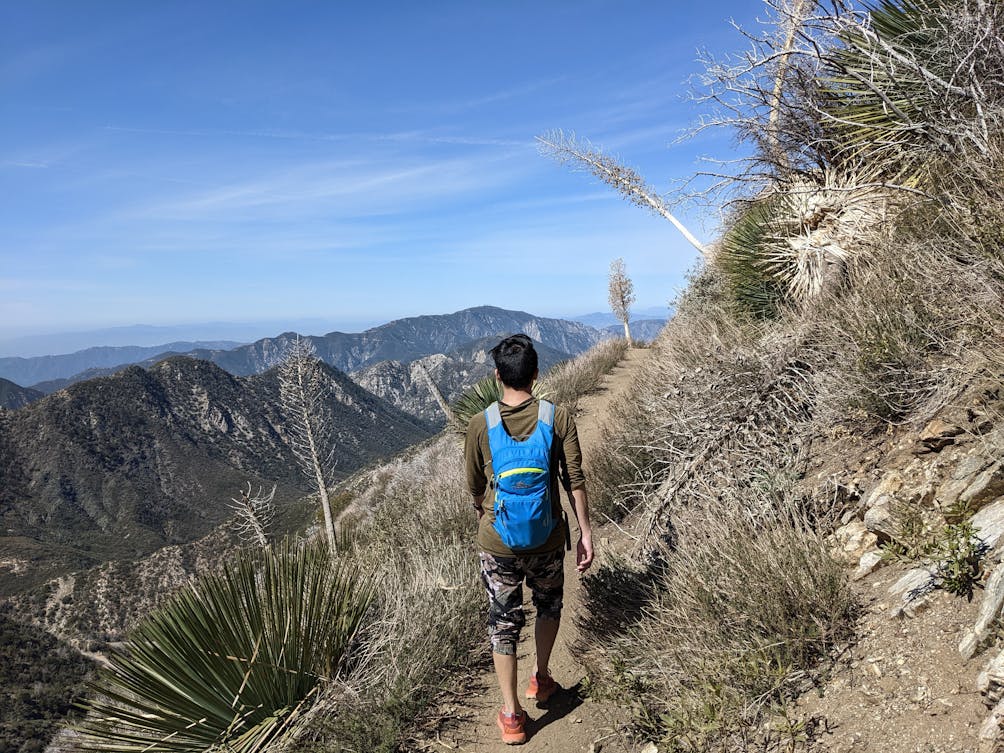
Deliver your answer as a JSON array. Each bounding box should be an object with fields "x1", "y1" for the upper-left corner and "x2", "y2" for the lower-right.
[{"x1": 491, "y1": 334, "x2": 538, "y2": 390}]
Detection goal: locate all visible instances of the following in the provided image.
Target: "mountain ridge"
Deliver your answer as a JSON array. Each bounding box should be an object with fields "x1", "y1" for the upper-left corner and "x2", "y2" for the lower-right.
[
  {"x1": 0, "y1": 341, "x2": 244, "y2": 387},
  {"x1": 18, "y1": 306, "x2": 604, "y2": 395},
  {"x1": 0, "y1": 355, "x2": 433, "y2": 596}
]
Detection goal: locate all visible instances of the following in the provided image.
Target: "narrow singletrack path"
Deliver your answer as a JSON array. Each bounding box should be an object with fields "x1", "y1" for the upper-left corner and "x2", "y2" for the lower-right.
[{"x1": 424, "y1": 347, "x2": 651, "y2": 752}]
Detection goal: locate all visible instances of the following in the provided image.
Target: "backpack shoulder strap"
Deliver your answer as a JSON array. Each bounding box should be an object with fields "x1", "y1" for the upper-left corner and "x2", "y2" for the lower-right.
[
  {"x1": 537, "y1": 399, "x2": 555, "y2": 426},
  {"x1": 485, "y1": 401, "x2": 503, "y2": 429}
]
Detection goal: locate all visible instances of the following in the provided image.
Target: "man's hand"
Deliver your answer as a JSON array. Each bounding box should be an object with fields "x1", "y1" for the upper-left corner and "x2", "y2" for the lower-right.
[{"x1": 576, "y1": 534, "x2": 593, "y2": 573}]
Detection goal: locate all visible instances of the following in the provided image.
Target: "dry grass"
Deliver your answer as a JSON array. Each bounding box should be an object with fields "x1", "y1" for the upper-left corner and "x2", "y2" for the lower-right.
[
  {"x1": 538, "y1": 337, "x2": 630, "y2": 410},
  {"x1": 587, "y1": 503, "x2": 852, "y2": 751},
  {"x1": 281, "y1": 434, "x2": 483, "y2": 753},
  {"x1": 577, "y1": 224, "x2": 1003, "y2": 749}
]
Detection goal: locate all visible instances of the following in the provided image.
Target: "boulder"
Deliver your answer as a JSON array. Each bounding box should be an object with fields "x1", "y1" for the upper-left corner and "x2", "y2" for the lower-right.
[
  {"x1": 863, "y1": 502, "x2": 896, "y2": 541},
  {"x1": 832, "y1": 519, "x2": 879, "y2": 563},
  {"x1": 961, "y1": 561, "x2": 1004, "y2": 659},
  {"x1": 863, "y1": 471, "x2": 904, "y2": 510},
  {"x1": 972, "y1": 500, "x2": 1004, "y2": 560},
  {"x1": 979, "y1": 696, "x2": 1004, "y2": 753},
  {"x1": 853, "y1": 550, "x2": 884, "y2": 581},
  {"x1": 888, "y1": 567, "x2": 936, "y2": 618},
  {"x1": 938, "y1": 452, "x2": 994, "y2": 507},
  {"x1": 917, "y1": 417, "x2": 963, "y2": 453},
  {"x1": 977, "y1": 649, "x2": 1004, "y2": 707},
  {"x1": 961, "y1": 460, "x2": 1004, "y2": 511}
]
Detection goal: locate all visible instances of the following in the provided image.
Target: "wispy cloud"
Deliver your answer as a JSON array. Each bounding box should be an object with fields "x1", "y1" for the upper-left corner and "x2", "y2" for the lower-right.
[
  {"x1": 123, "y1": 151, "x2": 532, "y2": 222},
  {"x1": 391, "y1": 76, "x2": 567, "y2": 115},
  {"x1": 1, "y1": 159, "x2": 51, "y2": 169},
  {"x1": 103, "y1": 125, "x2": 527, "y2": 148}
]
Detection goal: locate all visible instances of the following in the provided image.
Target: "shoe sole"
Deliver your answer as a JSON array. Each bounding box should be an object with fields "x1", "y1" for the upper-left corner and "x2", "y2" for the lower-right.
[{"x1": 497, "y1": 714, "x2": 527, "y2": 745}]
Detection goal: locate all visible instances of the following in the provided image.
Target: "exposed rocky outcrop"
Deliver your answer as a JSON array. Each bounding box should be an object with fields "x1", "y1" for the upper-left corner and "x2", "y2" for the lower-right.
[
  {"x1": 351, "y1": 337, "x2": 574, "y2": 424},
  {"x1": 813, "y1": 378, "x2": 1004, "y2": 750}
]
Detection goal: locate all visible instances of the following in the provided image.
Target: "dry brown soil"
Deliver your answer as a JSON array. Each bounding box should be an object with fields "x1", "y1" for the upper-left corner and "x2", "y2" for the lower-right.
[
  {"x1": 415, "y1": 348, "x2": 650, "y2": 753},
  {"x1": 798, "y1": 564, "x2": 987, "y2": 753}
]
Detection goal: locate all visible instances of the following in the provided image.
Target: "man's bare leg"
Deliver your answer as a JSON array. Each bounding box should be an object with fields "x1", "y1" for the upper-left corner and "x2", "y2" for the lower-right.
[
  {"x1": 493, "y1": 651, "x2": 522, "y2": 715},
  {"x1": 533, "y1": 616, "x2": 560, "y2": 677}
]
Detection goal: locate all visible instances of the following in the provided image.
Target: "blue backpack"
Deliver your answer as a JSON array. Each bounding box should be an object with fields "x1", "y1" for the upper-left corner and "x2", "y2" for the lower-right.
[{"x1": 485, "y1": 400, "x2": 557, "y2": 550}]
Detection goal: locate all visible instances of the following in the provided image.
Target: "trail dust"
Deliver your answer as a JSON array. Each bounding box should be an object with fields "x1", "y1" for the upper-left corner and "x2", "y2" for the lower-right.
[{"x1": 416, "y1": 347, "x2": 650, "y2": 752}]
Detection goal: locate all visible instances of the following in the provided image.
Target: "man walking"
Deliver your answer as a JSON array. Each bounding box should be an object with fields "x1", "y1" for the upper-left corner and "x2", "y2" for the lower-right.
[{"x1": 464, "y1": 334, "x2": 593, "y2": 745}]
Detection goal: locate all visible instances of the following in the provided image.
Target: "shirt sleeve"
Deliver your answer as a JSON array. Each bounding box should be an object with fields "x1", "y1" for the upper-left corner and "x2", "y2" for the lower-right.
[
  {"x1": 464, "y1": 414, "x2": 488, "y2": 497},
  {"x1": 556, "y1": 407, "x2": 586, "y2": 491}
]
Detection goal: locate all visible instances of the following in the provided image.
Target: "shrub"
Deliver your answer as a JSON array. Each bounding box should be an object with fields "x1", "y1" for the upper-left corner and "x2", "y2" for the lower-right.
[
  {"x1": 538, "y1": 337, "x2": 631, "y2": 410},
  {"x1": 75, "y1": 540, "x2": 372, "y2": 753},
  {"x1": 590, "y1": 502, "x2": 853, "y2": 750}
]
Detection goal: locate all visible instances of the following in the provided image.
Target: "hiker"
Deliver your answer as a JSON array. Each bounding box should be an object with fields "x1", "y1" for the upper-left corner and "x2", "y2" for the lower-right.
[{"x1": 464, "y1": 333, "x2": 594, "y2": 745}]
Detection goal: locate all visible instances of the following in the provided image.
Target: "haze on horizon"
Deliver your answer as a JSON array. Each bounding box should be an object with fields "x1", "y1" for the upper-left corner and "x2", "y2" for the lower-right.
[{"x1": 2, "y1": 1, "x2": 758, "y2": 342}]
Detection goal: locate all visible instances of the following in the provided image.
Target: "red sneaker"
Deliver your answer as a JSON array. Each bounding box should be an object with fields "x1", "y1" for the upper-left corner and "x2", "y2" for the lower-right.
[
  {"x1": 525, "y1": 672, "x2": 558, "y2": 703},
  {"x1": 496, "y1": 708, "x2": 527, "y2": 745}
]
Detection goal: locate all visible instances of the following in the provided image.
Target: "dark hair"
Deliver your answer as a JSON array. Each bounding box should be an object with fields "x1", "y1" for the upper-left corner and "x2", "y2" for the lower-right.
[{"x1": 491, "y1": 334, "x2": 538, "y2": 390}]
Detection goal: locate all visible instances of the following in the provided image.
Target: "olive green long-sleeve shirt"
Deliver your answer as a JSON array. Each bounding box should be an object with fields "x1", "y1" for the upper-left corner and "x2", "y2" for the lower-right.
[{"x1": 464, "y1": 397, "x2": 586, "y2": 556}]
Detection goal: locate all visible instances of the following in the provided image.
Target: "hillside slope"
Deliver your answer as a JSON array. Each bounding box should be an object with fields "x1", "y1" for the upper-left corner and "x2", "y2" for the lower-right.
[
  {"x1": 0, "y1": 378, "x2": 43, "y2": 409},
  {"x1": 0, "y1": 356, "x2": 433, "y2": 595}
]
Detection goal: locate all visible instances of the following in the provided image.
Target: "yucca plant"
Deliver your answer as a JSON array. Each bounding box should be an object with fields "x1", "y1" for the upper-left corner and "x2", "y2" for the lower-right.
[
  {"x1": 715, "y1": 197, "x2": 787, "y2": 319},
  {"x1": 761, "y1": 170, "x2": 891, "y2": 306},
  {"x1": 451, "y1": 375, "x2": 547, "y2": 431},
  {"x1": 819, "y1": 0, "x2": 998, "y2": 184},
  {"x1": 74, "y1": 539, "x2": 372, "y2": 752}
]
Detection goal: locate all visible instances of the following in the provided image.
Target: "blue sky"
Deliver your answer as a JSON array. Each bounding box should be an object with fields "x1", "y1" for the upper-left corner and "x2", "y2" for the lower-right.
[{"x1": 1, "y1": 1, "x2": 761, "y2": 345}]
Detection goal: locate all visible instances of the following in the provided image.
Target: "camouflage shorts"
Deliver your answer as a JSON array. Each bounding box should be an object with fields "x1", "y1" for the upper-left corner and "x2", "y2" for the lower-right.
[{"x1": 479, "y1": 548, "x2": 564, "y2": 656}]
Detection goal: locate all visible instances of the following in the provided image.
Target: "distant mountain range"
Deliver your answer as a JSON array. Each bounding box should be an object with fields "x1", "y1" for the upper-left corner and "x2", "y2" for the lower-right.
[
  {"x1": 0, "y1": 341, "x2": 243, "y2": 388},
  {"x1": 3, "y1": 307, "x2": 607, "y2": 398},
  {"x1": 0, "y1": 356, "x2": 433, "y2": 596},
  {"x1": 168, "y1": 305, "x2": 603, "y2": 377},
  {"x1": 571, "y1": 306, "x2": 672, "y2": 329}
]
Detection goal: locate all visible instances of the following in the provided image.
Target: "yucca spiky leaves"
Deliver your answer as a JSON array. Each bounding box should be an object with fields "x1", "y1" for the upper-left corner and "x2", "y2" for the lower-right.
[
  {"x1": 75, "y1": 539, "x2": 372, "y2": 752},
  {"x1": 452, "y1": 375, "x2": 547, "y2": 431},
  {"x1": 451, "y1": 376, "x2": 504, "y2": 431},
  {"x1": 716, "y1": 197, "x2": 787, "y2": 319},
  {"x1": 820, "y1": 0, "x2": 990, "y2": 183}
]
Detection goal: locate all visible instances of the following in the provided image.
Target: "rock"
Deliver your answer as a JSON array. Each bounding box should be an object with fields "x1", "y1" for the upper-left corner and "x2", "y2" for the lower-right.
[
  {"x1": 918, "y1": 418, "x2": 964, "y2": 453},
  {"x1": 961, "y1": 461, "x2": 1004, "y2": 511},
  {"x1": 833, "y1": 520, "x2": 880, "y2": 563},
  {"x1": 888, "y1": 568, "x2": 936, "y2": 618},
  {"x1": 864, "y1": 471, "x2": 904, "y2": 510},
  {"x1": 640, "y1": 744, "x2": 659, "y2": 753},
  {"x1": 853, "y1": 550, "x2": 884, "y2": 581},
  {"x1": 976, "y1": 649, "x2": 1004, "y2": 706},
  {"x1": 978, "y1": 696, "x2": 1004, "y2": 753},
  {"x1": 960, "y1": 562, "x2": 1004, "y2": 659},
  {"x1": 864, "y1": 503, "x2": 896, "y2": 541},
  {"x1": 972, "y1": 501, "x2": 1004, "y2": 560},
  {"x1": 940, "y1": 454, "x2": 995, "y2": 507}
]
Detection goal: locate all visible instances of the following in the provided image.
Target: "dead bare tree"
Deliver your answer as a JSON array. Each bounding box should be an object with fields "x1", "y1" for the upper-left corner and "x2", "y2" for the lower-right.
[
  {"x1": 228, "y1": 481, "x2": 276, "y2": 550},
  {"x1": 278, "y1": 336, "x2": 338, "y2": 553},
  {"x1": 608, "y1": 257, "x2": 636, "y2": 345},
  {"x1": 412, "y1": 360, "x2": 456, "y2": 424},
  {"x1": 536, "y1": 130, "x2": 709, "y2": 257}
]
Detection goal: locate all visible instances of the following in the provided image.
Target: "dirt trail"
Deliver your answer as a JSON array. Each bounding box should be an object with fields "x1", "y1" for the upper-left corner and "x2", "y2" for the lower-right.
[{"x1": 423, "y1": 348, "x2": 650, "y2": 752}]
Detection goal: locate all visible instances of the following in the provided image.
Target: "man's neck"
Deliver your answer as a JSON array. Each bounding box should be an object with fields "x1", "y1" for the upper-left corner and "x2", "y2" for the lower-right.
[{"x1": 500, "y1": 385, "x2": 533, "y2": 407}]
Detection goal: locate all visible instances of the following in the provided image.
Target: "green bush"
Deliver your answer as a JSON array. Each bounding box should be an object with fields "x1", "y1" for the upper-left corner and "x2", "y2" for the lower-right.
[{"x1": 76, "y1": 540, "x2": 371, "y2": 753}]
